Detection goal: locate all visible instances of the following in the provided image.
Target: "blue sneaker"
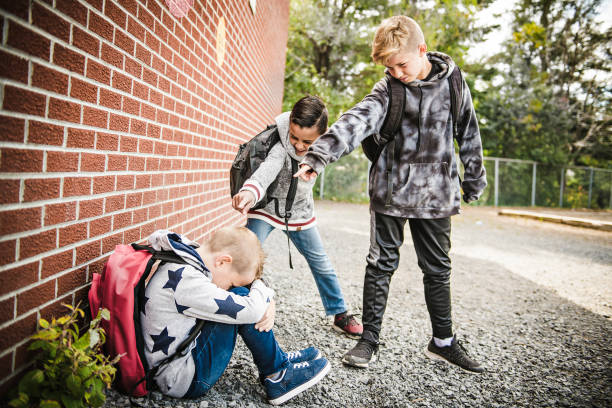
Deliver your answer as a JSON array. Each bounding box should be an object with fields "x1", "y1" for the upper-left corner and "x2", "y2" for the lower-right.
[
  {"x1": 264, "y1": 358, "x2": 331, "y2": 405},
  {"x1": 287, "y1": 347, "x2": 321, "y2": 363}
]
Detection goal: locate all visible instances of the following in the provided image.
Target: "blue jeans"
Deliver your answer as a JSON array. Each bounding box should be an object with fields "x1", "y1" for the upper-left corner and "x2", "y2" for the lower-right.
[
  {"x1": 184, "y1": 287, "x2": 289, "y2": 398},
  {"x1": 246, "y1": 218, "x2": 347, "y2": 316}
]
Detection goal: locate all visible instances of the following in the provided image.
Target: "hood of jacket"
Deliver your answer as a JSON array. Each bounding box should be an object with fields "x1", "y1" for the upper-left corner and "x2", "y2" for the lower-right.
[
  {"x1": 385, "y1": 52, "x2": 456, "y2": 88},
  {"x1": 274, "y1": 111, "x2": 303, "y2": 161}
]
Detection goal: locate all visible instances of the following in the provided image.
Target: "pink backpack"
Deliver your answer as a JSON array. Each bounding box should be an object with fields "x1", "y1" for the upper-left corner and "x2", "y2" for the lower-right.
[{"x1": 89, "y1": 244, "x2": 204, "y2": 397}]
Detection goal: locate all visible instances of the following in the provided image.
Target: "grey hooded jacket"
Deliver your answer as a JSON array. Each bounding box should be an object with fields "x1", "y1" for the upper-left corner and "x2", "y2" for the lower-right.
[
  {"x1": 240, "y1": 111, "x2": 317, "y2": 229},
  {"x1": 301, "y1": 52, "x2": 487, "y2": 219}
]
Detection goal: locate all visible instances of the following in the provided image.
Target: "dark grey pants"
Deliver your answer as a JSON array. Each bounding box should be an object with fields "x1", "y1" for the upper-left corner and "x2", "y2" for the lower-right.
[{"x1": 362, "y1": 211, "x2": 453, "y2": 343}]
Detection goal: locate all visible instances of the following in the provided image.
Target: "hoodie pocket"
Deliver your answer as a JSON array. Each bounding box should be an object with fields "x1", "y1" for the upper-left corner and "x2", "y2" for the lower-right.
[{"x1": 391, "y1": 162, "x2": 452, "y2": 209}]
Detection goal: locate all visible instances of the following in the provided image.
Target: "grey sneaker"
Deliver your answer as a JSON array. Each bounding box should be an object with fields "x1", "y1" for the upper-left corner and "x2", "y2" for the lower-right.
[
  {"x1": 341, "y1": 338, "x2": 378, "y2": 368},
  {"x1": 424, "y1": 335, "x2": 484, "y2": 373}
]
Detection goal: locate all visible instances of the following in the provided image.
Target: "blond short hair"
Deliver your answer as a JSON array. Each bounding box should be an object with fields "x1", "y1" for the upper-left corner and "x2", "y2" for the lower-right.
[
  {"x1": 206, "y1": 226, "x2": 265, "y2": 279},
  {"x1": 371, "y1": 16, "x2": 425, "y2": 65}
]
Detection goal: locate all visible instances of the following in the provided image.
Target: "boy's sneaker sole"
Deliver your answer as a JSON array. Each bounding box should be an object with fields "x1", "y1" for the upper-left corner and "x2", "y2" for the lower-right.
[
  {"x1": 268, "y1": 360, "x2": 331, "y2": 406},
  {"x1": 332, "y1": 323, "x2": 361, "y2": 340},
  {"x1": 424, "y1": 347, "x2": 481, "y2": 374},
  {"x1": 341, "y1": 350, "x2": 377, "y2": 368}
]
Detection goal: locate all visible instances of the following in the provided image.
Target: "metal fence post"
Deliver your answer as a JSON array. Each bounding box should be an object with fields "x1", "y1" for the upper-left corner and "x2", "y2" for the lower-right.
[
  {"x1": 319, "y1": 169, "x2": 325, "y2": 200},
  {"x1": 531, "y1": 162, "x2": 537, "y2": 206},
  {"x1": 559, "y1": 167, "x2": 565, "y2": 208},
  {"x1": 587, "y1": 167, "x2": 594, "y2": 208},
  {"x1": 494, "y1": 158, "x2": 499, "y2": 207}
]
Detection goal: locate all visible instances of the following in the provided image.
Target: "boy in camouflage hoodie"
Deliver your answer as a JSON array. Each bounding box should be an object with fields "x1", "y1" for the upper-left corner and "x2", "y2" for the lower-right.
[{"x1": 295, "y1": 16, "x2": 487, "y2": 373}]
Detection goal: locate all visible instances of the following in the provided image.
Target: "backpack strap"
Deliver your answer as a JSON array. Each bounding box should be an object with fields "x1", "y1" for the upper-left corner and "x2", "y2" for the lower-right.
[
  {"x1": 448, "y1": 65, "x2": 463, "y2": 139},
  {"x1": 272, "y1": 158, "x2": 299, "y2": 269},
  {"x1": 380, "y1": 74, "x2": 406, "y2": 144},
  {"x1": 128, "y1": 244, "x2": 208, "y2": 403}
]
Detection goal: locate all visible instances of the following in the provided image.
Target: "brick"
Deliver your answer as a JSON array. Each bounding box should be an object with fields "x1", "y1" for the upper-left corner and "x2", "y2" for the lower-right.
[
  {"x1": 0, "y1": 239, "x2": 16, "y2": 266},
  {"x1": 117, "y1": 0, "x2": 138, "y2": 16},
  {"x1": 24, "y1": 178, "x2": 60, "y2": 202},
  {"x1": 147, "y1": 124, "x2": 161, "y2": 139},
  {"x1": 0, "y1": 180, "x2": 20, "y2": 205},
  {"x1": 0, "y1": 50, "x2": 28, "y2": 84},
  {"x1": 78, "y1": 198, "x2": 104, "y2": 219},
  {"x1": 130, "y1": 118, "x2": 146, "y2": 135},
  {"x1": 0, "y1": 0, "x2": 29, "y2": 19},
  {"x1": 99, "y1": 88, "x2": 122, "y2": 109},
  {"x1": 126, "y1": 192, "x2": 143, "y2": 208},
  {"x1": 80, "y1": 152, "x2": 106, "y2": 172},
  {"x1": 108, "y1": 154, "x2": 128, "y2": 171},
  {"x1": 2, "y1": 86, "x2": 46, "y2": 116},
  {"x1": 112, "y1": 71, "x2": 132, "y2": 92},
  {"x1": 105, "y1": 194, "x2": 125, "y2": 213},
  {"x1": 133, "y1": 81, "x2": 148, "y2": 100},
  {"x1": 28, "y1": 121, "x2": 63, "y2": 146},
  {"x1": 0, "y1": 262, "x2": 39, "y2": 298},
  {"x1": 88, "y1": 11, "x2": 114, "y2": 42},
  {"x1": 86, "y1": 59, "x2": 111, "y2": 86},
  {"x1": 75, "y1": 242, "x2": 100, "y2": 266},
  {"x1": 128, "y1": 156, "x2": 145, "y2": 172},
  {"x1": 63, "y1": 177, "x2": 92, "y2": 197},
  {"x1": 102, "y1": 232, "x2": 123, "y2": 253},
  {"x1": 89, "y1": 216, "x2": 111, "y2": 237},
  {"x1": 0, "y1": 115, "x2": 25, "y2": 143},
  {"x1": 70, "y1": 77, "x2": 98, "y2": 104},
  {"x1": 46, "y1": 151, "x2": 79, "y2": 172},
  {"x1": 56, "y1": 0, "x2": 87, "y2": 26},
  {"x1": 7, "y1": 21, "x2": 51, "y2": 60},
  {"x1": 127, "y1": 16, "x2": 145, "y2": 42},
  {"x1": 124, "y1": 227, "x2": 140, "y2": 243},
  {"x1": 44, "y1": 202, "x2": 76, "y2": 225},
  {"x1": 143, "y1": 68, "x2": 157, "y2": 86},
  {"x1": 53, "y1": 43, "x2": 86, "y2": 74},
  {"x1": 32, "y1": 63, "x2": 69, "y2": 95},
  {"x1": 57, "y1": 268, "x2": 87, "y2": 294},
  {"x1": 0, "y1": 297, "x2": 14, "y2": 325},
  {"x1": 135, "y1": 43, "x2": 151, "y2": 65},
  {"x1": 67, "y1": 128, "x2": 95, "y2": 149},
  {"x1": 92, "y1": 175, "x2": 115, "y2": 194},
  {"x1": 115, "y1": 29, "x2": 134, "y2": 54},
  {"x1": 0, "y1": 313, "x2": 37, "y2": 351},
  {"x1": 58, "y1": 222, "x2": 88, "y2": 246},
  {"x1": 123, "y1": 96, "x2": 140, "y2": 115},
  {"x1": 0, "y1": 207, "x2": 41, "y2": 235},
  {"x1": 48, "y1": 97, "x2": 81, "y2": 123},
  {"x1": 109, "y1": 113, "x2": 130, "y2": 132},
  {"x1": 105, "y1": 0, "x2": 127, "y2": 28},
  {"x1": 19, "y1": 229, "x2": 57, "y2": 259},
  {"x1": 116, "y1": 174, "x2": 134, "y2": 190},
  {"x1": 42, "y1": 250, "x2": 74, "y2": 278},
  {"x1": 73, "y1": 26, "x2": 100, "y2": 57},
  {"x1": 96, "y1": 132, "x2": 119, "y2": 150},
  {"x1": 0, "y1": 148, "x2": 43, "y2": 173},
  {"x1": 84, "y1": 0, "x2": 103, "y2": 11},
  {"x1": 142, "y1": 103, "x2": 156, "y2": 120},
  {"x1": 17, "y1": 280, "x2": 55, "y2": 315},
  {"x1": 83, "y1": 106, "x2": 108, "y2": 128},
  {"x1": 101, "y1": 43, "x2": 123, "y2": 69},
  {"x1": 32, "y1": 2, "x2": 70, "y2": 42},
  {"x1": 124, "y1": 56, "x2": 142, "y2": 78}
]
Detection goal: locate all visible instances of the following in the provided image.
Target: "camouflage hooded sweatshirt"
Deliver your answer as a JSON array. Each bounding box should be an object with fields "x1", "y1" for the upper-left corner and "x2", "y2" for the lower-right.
[{"x1": 301, "y1": 52, "x2": 487, "y2": 219}]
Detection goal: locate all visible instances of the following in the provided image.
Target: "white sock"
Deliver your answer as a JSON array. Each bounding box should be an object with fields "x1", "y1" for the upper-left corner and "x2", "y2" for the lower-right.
[{"x1": 434, "y1": 336, "x2": 454, "y2": 348}]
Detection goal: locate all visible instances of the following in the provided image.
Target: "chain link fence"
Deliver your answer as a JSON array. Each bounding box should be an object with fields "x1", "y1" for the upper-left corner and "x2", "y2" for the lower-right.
[{"x1": 314, "y1": 152, "x2": 612, "y2": 210}]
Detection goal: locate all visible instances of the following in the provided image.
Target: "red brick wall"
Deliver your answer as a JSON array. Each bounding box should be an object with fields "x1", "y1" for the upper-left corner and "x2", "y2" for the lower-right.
[{"x1": 0, "y1": 0, "x2": 289, "y2": 393}]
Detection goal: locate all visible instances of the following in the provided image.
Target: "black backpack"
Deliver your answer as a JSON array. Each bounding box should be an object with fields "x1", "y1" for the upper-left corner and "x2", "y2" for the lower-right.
[
  {"x1": 229, "y1": 124, "x2": 299, "y2": 267},
  {"x1": 360, "y1": 66, "x2": 464, "y2": 206},
  {"x1": 361, "y1": 66, "x2": 464, "y2": 163}
]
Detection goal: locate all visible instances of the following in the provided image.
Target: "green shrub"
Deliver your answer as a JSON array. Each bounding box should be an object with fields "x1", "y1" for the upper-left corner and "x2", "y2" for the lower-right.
[{"x1": 9, "y1": 304, "x2": 120, "y2": 408}]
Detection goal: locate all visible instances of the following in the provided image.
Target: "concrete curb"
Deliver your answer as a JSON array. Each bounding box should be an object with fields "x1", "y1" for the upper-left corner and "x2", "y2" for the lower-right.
[{"x1": 498, "y1": 209, "x2": 612, "y2": 232}]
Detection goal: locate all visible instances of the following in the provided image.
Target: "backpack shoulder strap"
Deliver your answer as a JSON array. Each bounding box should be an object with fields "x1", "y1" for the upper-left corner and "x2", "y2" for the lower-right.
[
  {"x1": 448, "y1": 65, "x2": 463, "y2": 138},
  {"x1": 379, "y1": 74, "x2": 406, "y2": 143}
]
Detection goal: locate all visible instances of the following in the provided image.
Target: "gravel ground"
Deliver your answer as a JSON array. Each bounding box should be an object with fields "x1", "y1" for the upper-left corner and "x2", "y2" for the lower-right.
[{"x1": 103, "y1": 202, "x2": 612, "y2": 408}]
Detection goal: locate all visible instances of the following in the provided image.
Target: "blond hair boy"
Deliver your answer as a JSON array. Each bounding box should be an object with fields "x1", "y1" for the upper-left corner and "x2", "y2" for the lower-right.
[
  {"x1": 295, "y1": 15, "x2": 487, "y2": 373},
  {"x1": 141, "y1": 227, "x2": 330, "y2": 404}
]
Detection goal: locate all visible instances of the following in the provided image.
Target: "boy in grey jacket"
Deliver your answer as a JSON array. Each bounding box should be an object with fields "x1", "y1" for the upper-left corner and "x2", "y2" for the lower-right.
[
  {"x1": 232, "y1": 96, "x2": 363, "y2": 339},
  {"x1": 295, "y1": 16, "x2": 487, "y2": 372}
]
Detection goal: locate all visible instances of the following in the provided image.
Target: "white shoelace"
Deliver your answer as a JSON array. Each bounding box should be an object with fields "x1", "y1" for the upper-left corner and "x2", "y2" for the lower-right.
[
  {"x1": 287, "y1": 351, "x2": 301, "y2": 360},
  {"x1": 293, "y1": 362, "x2": 309, "y2": 369}
]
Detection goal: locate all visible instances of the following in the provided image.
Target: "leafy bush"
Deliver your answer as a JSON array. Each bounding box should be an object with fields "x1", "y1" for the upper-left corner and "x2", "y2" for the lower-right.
[{"x1": 9, "y1": 304, "x2": 120, "y2": 408}]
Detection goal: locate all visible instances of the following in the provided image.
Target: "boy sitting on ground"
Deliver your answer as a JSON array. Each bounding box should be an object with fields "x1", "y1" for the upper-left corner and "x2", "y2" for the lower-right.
[{"x1": 141, "y1": 227, "x2": 330, "y2": 405}]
